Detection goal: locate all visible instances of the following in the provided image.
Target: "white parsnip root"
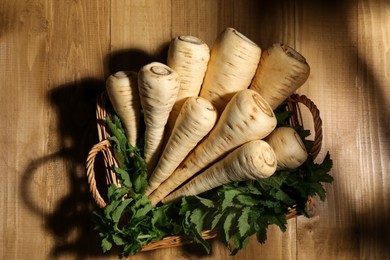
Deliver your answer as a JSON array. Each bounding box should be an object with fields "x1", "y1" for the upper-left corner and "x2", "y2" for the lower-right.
[
  {"x1": 138, "y1": 62, "x2": 180, "y2": 173},
  {"x1": 148, "y1": 89, "x2": 277, "y2": 205},
  {"x1": 144, "y1": 97, "x2": 218, "y2": 195},
  {"x1": 265, "y1": 127, "x2": 308, "y2": 169},
  {"x1": 249, "y1": 43, "x2": 310, "y2": 110},
  {"x1": 106, "y1": 71, "x2": 140, "y2": 147},
  {"x1": 162, "y1": 140, "x2": 277, "y2": 204},
  {"x1": 166, "y1": 36, "x2": 210, "y2": 132},
  {"x1": 199, "y1": 28, "x2": 261, "y2": 113}
]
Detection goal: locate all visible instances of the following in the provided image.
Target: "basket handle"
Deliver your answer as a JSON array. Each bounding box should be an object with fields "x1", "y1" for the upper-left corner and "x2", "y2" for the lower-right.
[
  {"x1": 86, "y1": 139, "x2": 111, "y2": 208},
  {"x1": 288, "y1": 94, "x2": 323, "y2": 159}
]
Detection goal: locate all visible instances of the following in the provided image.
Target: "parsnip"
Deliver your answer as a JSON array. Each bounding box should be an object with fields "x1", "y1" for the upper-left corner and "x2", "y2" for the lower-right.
[
  {"x1": 162, "y1": 140, "x2": 277, "y2": 204},
  {"x1": 199, "y1": 28, "x2": 261, "y2": 113},
  {"x1": 144, "y1": 97, "x2": 218, "y2": 195},
  {"x1": 250, "y1": 43, "x2": 310, "y2": 110},
  {"x1": 265, "y1": 127, "x2": 308, "y2": 169},
  {"x1": 106, "y1": 71, "x2": 140, "y2": 147},
  {"x1": 166, "y1": 36, "x2": 210, "y2": 132},
  {"x1": 148, "y1": 89, "x2": 277, "y2": 205},
  {"x1": 138, "y1": 62, "x2": 180, "y2": 173}
]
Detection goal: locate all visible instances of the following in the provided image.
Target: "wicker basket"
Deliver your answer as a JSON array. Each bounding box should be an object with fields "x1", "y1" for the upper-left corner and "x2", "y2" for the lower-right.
[{"x1": 86, "y1": 92, "x2": 322, "y2": 251}]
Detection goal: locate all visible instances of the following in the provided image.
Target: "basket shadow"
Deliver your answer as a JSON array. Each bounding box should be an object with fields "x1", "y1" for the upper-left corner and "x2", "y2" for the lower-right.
[
  {"x1": 20, "y1": 78, "x2": 117, "y2": 259},
  {"x1": 106, "y1": 42, "x2": 170, "y2": 74},
  {"x1": 20, "y1": 46, "x2": 174, "y2": 259}
]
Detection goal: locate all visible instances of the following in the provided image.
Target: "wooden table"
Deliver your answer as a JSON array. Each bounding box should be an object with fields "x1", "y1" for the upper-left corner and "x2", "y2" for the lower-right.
[{"x1": 1, "y1": 1, "x2": 389, "y2": 259}]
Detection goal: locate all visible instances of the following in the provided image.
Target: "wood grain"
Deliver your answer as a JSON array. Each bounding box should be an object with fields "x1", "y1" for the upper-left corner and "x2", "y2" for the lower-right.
[
  {"x1": 110, "y1": 0, "x2": 172, "y2": 74},
  {"x1": 295, "y1": 1, "x2": 361, "y2": 259},
  {"x1": 1, "y1": 1, "x2": 390, "y2": 259},
  {"x1": 356, "y1": 1, "x2": 390, "y2": 259},
  {"x1": 0, "y1": 1, "x2": 49, "y2": 259}
]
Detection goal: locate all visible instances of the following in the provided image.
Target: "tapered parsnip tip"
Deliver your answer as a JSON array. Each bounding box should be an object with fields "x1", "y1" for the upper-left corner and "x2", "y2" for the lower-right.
[
  {"x1": 279, "y1": 43, "x2": 308, "y2": 65},
  {"x1": 252, "y1": 93, "x2": 274, "y2": 118},
  {"x1": 178, "y1": 35, "x2": 205, "y2": 45}
]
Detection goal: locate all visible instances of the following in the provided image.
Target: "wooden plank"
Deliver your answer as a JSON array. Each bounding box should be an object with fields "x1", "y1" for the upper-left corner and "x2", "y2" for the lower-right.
[
  {"x1": 294, "y1": 1, "x2": 361, "y2": 259},
  {"x1": 0, "y1": 1, "x2": 49, "y2": 259},
  {"x1": 44, "y1": 1, "x2": 110, "y2": 259},
  {"x1": 171, "y1": 0, "x2": 221, "y2": 47},
  {"x1": 109, "y1": 1, "x2": 173, "y2": 259},
  {"x1": 232, "y1": 2, "x2": 297, "y2": 260},
  {"x1": 233, "y1": 0, "x2": 296, "y2": 49},
  {"x1": 170, "y1": 1, "x2": 297, "y2": 259},
  {"x1": 356, "y1": 1, "x2": 390, "y2": 259},
  {"x1": 110, "y1": 0, "x2": 172, "y2": 73},
  {"x1": 2, "y1": 1, "x2": 389, "y2": 260}
]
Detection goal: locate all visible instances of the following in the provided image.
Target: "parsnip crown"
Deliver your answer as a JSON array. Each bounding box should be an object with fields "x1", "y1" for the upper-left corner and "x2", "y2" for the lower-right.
[
  {"x1": 280, "y1": 44, "x2": 307, "y2": 64},
  {"x1": 252, "y1": 94, "x2": 274, "y2": 118},
  {"x1": 151, "y1": 65, "x2": 171, "y2": 76},
  {"x1": 262, "y1": 145, "x2": 277, "y2": 167},
  {"x1": 178, "y1": 35, "x2": 204, "y2": 45},
  {"x1": 231, "y1": 28, "x2": 258, "y2": 46}
]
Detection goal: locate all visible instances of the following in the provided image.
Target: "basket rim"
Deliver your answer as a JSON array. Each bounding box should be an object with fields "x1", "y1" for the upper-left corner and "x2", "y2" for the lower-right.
[{"x1": 85, "y1": 92, "x2": 323, "y2": 251}]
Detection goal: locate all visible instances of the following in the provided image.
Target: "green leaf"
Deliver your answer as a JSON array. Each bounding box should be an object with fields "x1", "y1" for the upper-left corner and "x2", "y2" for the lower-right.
[
  {"x1": 114, "y1": 167, "x2": 132, "y2": 188},
  {"x1": 255, "y1": 225, "x2": 267, "y2": 244},
  {"x1": 267, "y1": 214, "x2": 287, "y2": 232},
  {"x1": 112, "y1": 198, "x2": 133, "y2": 223},
  {"x1": 194, "y1": 196, "x2": 215, "y2": 208},
  {"x1": 211, "y1": 213, "x2": 223, "y2": 230},
  {"x1": 107, "y1": 184, "x2": 117, "y2": 201},
  {"x1": 189, "y1": 208, "x2": 211, "y2": 253},
  {"x1": 192, "y1": 230, "x2": 211, "y2": 254},
  {"x1": 123, "y1": 240, "x2": 142, "y2": 256},
  {"x1": 179, "y1": 197, "x2": 190, "y2": 215},
  {"x1": 132, "y1": 172, "x2": 147, "y2": 194},
  {"x1": 190, "y1": 208, "x2": 206, "y2": 234},
  {"x1": 273, "y1": 189, "x2": 295, "y2": 205},
  {"x1": 151, "y1": 206, "x2": 166, "y2": 227},
  {"x1": 104, "y1": 200, "x2": 121, "y2": 220},
  {"x1": 107, "y1": 135, "x2": 127, "y2": 169},
  {"x1": 222, "y1": 211, "x2": 237, "y2": 249},
  {"x1": 111, "y1": 234, "x2": 126, "y2": 246},
  {"x1": 221, "y1": 190, "x2": 241, "y2": 211},
  {"x1": 276, "y1": 110, "x2": 292, "y2": 126},
  {"x1": 107, "y1": 185, "x2": 129, "y2": 202},
  {"x1": 106, "y1": 115, "x2": 127, "y2": 149},
  {"x1": 231, "y1": 232, "x2": 250, "y2": 255},
  {"x1": 238, "y1": 207, "x2": 251, "y2": 237},
  {"x1": 133, "y1": 202, "x2": 154, "y2": 221},
  {"x1": 101, "y1": 236, "x2": 113, "y2": 253},
  {"x1": 235, "y1": 194, "x2": 260, "y2": 206}
]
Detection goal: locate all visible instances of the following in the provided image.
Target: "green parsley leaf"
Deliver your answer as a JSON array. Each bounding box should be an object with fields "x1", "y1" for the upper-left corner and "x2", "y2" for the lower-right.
[{"x1": 238, "y1": 207, "x2": 251, "y2": 237}]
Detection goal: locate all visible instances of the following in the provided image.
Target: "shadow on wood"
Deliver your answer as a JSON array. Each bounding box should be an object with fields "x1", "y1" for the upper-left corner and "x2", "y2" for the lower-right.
[
  {"x1": 19, "y1": 47, "x2": 177, "y2": 259},
  {"x1": 20, "y1": 78, "x2": 111, "y2": 258},
  {"x1": 107, "y1": 42, "x2": 170, "y2": 74}
]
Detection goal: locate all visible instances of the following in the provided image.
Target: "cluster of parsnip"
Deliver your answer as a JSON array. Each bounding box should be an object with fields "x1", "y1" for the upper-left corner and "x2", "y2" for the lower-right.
[{"x1": 105, "y1": 28, "x2": 311, "y2": 205}]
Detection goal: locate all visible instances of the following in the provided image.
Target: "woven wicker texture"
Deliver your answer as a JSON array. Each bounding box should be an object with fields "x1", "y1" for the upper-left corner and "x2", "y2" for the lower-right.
[{"x1": 86, "y1": 93, "x2": 322, "y2": 251}]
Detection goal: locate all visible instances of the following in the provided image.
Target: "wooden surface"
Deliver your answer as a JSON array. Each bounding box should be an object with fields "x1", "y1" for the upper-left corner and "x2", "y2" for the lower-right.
[{"x1": 1, "y1": 1, "x2": 389, "y2": 259}]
